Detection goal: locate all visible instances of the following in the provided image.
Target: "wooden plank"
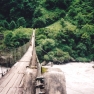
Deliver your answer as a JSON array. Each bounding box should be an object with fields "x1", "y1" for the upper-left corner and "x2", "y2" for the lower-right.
[
  {"x1": 0, "y1": 65, "x2": 17, "y2": 83},
  {"x1": 7, "y1": 88, "x2": 16, "y2": 94},
  {"x1": 0, "y1": 87, "x2": 9, "y2": 94},
  {"x1": 0, "y1": 73, "x2": 19, "y2": 94},
  {"x1": 15, "y1": 88, "x2": 24, "y2": 94},
  {"x1": 18, "y1": 67, "x2": 26, "y2": 74},
  {"x1": 0, "y1": 88, "x2": 3, "y2": 93},
  {"x1": 9, "y1": 74, "x2": 19, "y2": 87},
  {"x1": 26, "y1": 87, "x2": 32, "y2": 94},
  {"x1": 0, "y1": 73, "x2": 14, "y2": 87},
  {"x1": 13, "y1": 74, "x2": 24, "y2": 88},
  {"x1": 19, "y1": 75, "x2": 25, "y2": 88},
  {"x1": 0, "y1": 61, "x2": 20, "y2": 85},
  {"x1": 13, "y1": 62, "x2": 26, "y2": 74},
  {"x1": 18, "y1": 62, "x2": 27, "y2": 74}
]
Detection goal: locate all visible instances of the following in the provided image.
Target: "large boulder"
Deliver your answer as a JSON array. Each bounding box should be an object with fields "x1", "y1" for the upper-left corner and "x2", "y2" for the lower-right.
[{"x1": 43, "y1": 67, "x2": 67, "y2": 94}]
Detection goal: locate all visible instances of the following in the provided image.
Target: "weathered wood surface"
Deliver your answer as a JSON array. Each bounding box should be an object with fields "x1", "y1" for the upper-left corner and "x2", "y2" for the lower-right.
[
  {"x1": 43, "y1": 67, "x2": 67, "y2": 94},
  {"x1": 24, "y1": 67, "x2": 37, "y2": 94},
  {"x1": 0, "y1": 30, "x2": 36, "y2": 94}
]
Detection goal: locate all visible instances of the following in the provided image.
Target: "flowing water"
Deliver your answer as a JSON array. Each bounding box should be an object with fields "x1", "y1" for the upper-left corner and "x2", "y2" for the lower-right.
[
  {"x1": 0, "y1": 66, "x2": 10, "y2": 78},
  {"x1": 53, "y1": 62, "x2": 94, "y2": 94}
]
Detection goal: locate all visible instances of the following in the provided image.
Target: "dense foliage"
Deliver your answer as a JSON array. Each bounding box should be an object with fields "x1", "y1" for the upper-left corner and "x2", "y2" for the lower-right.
[
  {"x1": 0, "y1": 0, "x2": 38, "y2": 28},
  {"x1": 0, "y1": 27, "x2": 32, "y2": 49},
  {"x1": 34, "y1": 0, "x2": 94, "y2": 63},
  {"x1": 36, "y1": 26, "x2": 94, "y2": 63},
  {"x1": 0, "y1": 0, "x2": 94, "y2": 63}
]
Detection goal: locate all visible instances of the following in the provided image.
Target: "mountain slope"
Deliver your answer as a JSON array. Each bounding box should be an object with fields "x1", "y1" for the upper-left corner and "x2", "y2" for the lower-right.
[{"x1": 0, "y1": 0, "x2": 94, "y2": 62}]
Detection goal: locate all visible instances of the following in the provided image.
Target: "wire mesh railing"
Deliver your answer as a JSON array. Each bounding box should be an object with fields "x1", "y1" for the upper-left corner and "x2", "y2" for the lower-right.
[
  {"x1": 0, "y1": 42, "x2": 30, "y2": 77},
  {"x1": 0, "y1": 42, "x2": 30, "y2": 67}
]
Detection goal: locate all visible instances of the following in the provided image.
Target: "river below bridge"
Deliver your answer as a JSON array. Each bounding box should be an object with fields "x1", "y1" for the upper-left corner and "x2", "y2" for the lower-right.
[
  {"x1": 53, "y1": 62, "x2": 94, "y2": 94},
  {"x1": 0, "y1": 66, "x2": 10, "y2": 78}
]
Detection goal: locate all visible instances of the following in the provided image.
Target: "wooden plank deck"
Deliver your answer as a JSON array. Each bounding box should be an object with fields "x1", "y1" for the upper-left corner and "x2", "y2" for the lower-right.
[
  {"x1": 0, "y1": 45, "x2": 33, "y2": 94},
  {"x1": 0, "y1": 30, "x2": 35, "y2": 94}
]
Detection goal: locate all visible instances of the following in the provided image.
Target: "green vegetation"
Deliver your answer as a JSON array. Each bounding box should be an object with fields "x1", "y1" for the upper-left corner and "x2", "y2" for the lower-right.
[
  {"x1": 0, "y1": 0, "x2": 94, "y2": 63},
  {"x1": 0, "y1": 27, "x2": 33, "y2": 49},
  {"x1": 35, "y1": 0, "x2": 94, "y2": 63},
  {"x1": 36, "y1": 25, "x2": 94, "y2": 63}
]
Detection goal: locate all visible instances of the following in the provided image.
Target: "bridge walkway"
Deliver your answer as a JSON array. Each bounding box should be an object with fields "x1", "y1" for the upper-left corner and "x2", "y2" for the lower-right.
[{"x1": 0, "y1": 30, "x2": 35, "y2": 94}]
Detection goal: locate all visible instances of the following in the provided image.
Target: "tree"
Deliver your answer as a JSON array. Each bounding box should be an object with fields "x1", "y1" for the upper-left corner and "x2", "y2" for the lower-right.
[
  {"x1": 9, "y1": 20, "x2": 16, "y2": 30},
  {"x1": 32, "y1": 18, "x2": 46, "y2": 28},
  {"x1": 4, "y1": 31, "x2": 13, "y2": 47},
  {"x1": 17, "y1": 17, "x2": 26, "y2": 27},
  {"x1": 33, "y1": 7, "x2": 42, "y2": 18},
  {"x1": 3, "y1": 20, "x2": 9, "y2": 29},
  {"x1": 45, "y1": 0, "x2": 72, "y2": 9},
  {"x1": 68, "y1": 8, "x2": 77, "y2": 18},
  {"x1": 81, "y1": 24, "x2": 93, "y2": 34},
  {"x1": 41, "y1": 38, "x2": 55, "y2": 52},
  {"x1": 75, "y1": 12, "x2": 86, "y2": 28},
  {"x1": 76, "y1": 43, "x2": 87, "y2": 57}
]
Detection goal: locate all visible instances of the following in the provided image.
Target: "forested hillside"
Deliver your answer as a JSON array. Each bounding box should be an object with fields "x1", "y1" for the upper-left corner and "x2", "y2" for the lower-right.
[{"x1": 0, "y1": 0, "x2": 94, "y2": 63}]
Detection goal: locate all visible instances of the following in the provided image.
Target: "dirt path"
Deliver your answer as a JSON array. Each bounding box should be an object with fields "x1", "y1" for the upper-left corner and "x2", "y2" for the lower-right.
[{"x1": 53, "y1": 62, "x2": 94, "y2": 94}]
